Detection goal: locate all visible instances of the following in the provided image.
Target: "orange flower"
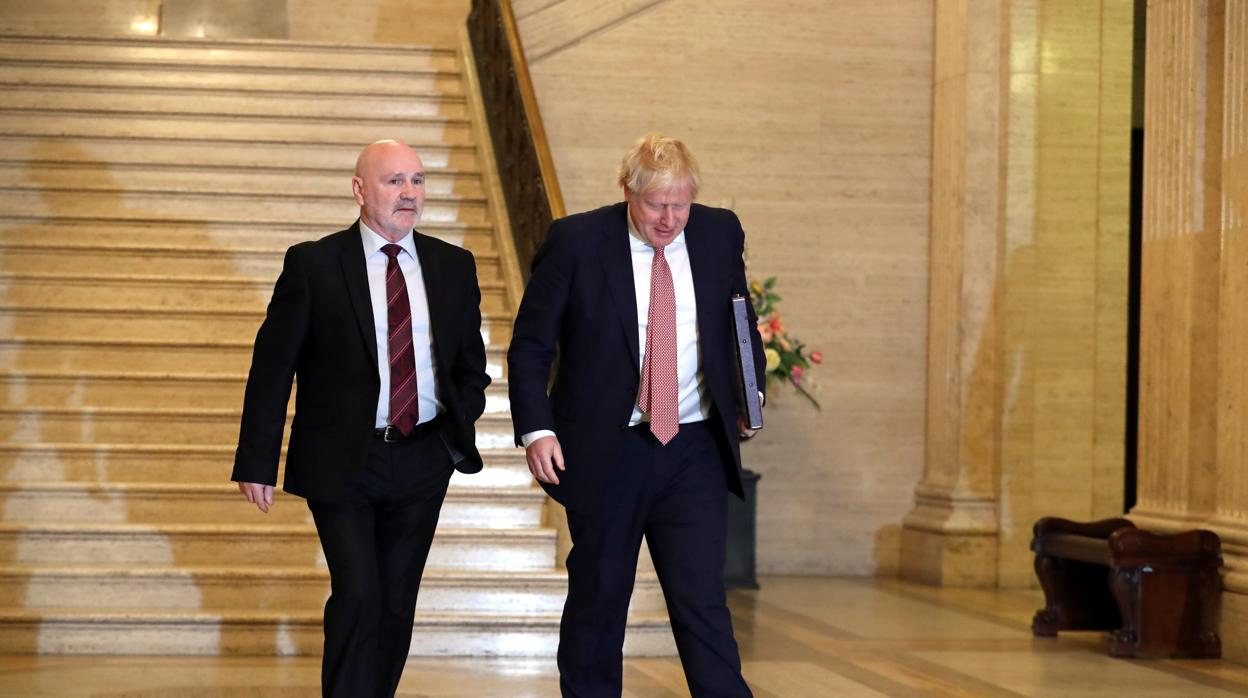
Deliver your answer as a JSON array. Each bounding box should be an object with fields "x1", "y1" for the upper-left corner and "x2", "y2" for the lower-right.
[
  {"x1": 769, "y1": 315, "x2": 785, "y2": 334},
  {"x1": 810, "y1": 351, "x2": 823, "y2": 364}
]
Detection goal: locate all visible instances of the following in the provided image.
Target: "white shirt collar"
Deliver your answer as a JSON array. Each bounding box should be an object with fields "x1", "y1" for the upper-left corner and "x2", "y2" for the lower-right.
[{"x1": 359, "y1": 220, "x2": 416, "y2": 259}]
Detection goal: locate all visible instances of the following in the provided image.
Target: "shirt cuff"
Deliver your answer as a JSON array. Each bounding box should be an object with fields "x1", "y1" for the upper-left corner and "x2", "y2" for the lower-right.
[{"x1": 520, "y1": 429, "x2": 557, "y2": 447}]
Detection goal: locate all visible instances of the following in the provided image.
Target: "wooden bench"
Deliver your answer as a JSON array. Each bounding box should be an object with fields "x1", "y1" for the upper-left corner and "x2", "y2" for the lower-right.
[{"x1": 1030, "y1": 517, "x2": 1222, "y2": 658}]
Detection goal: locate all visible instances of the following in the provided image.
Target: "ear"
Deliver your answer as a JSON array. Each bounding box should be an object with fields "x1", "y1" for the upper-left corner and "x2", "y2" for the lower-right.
[{"x1": 351, "y1": 177, "x2": 365, "y2": 206}]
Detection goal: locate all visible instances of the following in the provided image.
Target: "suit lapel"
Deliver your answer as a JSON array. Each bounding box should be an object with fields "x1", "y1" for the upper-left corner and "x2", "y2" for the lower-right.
[
  {"x1": 684, "y1": 208, "x2": 718, "y2": 348},
  {"x1": 339, "y1": 222, "x2": 379, "y2": 371},
  {"x1": 413, "y1": 231, "x2": 451, "y2": 374},
  {"x1": 599, "y1": 204, "x2": 640, "y2": 373}
]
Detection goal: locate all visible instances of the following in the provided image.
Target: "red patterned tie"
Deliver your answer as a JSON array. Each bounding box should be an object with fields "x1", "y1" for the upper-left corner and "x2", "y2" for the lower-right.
[
  {"x1": 382, "y1": 244, "x2": 419, "y2": 435},
  {"x1": 638, "y1": 245, "x2": 679, "y2": 445}
]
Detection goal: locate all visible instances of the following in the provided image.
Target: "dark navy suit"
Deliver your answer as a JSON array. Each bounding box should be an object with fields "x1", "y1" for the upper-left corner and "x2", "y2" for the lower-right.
[{"x1": 508, "y1": 202, "x2": 765, "y2": 697}]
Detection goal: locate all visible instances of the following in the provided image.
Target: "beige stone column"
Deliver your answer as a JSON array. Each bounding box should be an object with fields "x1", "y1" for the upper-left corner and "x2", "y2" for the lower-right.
[
  {"x1": 900, "y1": 0, "x2": 1008, "y2": 587},
  {"x1": 904, "y1": 0, "x2": 1133, "y2": 588},
  {"x1": 1132, "y1": 0, "x2": 1224, "y2": 533},
  {"x1": 1131, "y1": 0, "x2": 1248, "y2": 664}
]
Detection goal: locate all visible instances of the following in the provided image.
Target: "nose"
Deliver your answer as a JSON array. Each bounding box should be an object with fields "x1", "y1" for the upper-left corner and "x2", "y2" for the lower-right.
[{"x1": 659, "y1": 207, "x2": 672, "y2": 227}]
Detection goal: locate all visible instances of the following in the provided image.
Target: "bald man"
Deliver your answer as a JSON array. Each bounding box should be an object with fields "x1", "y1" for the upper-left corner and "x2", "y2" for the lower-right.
[{"x1": 233, "y1": 140, "x2": 490, "y2": 697}]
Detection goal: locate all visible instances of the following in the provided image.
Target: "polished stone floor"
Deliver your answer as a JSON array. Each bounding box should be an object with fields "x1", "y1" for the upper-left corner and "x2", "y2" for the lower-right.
[{"x1": 1, "y1": 576, "x2": 1246, "y2": 697}]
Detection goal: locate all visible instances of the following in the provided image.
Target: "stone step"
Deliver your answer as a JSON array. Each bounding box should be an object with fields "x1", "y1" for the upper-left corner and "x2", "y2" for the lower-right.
[
  {"x1": 0, "y1": 35, "x2": 461, "y2": 75},
  {"x1": 0, "y1": 134, "x2": 481, "y2": 171},
  {"x1": 0, "y1": 161, "x2": 485, "y2": 199},
  {"x1": 0, "y1": 63, "x2": 464, "y2": 99},
  {"x1": 0, "y1": 483, "x2": 542, "y2": 528},
  {"x1": 0, "y1": 406, "x2": 517, "y2": 449},
  {"x1": 0, "y1": 305, "x2": 512, "y2": 347},
  {"x1": 0, "y1": 189, "x2": 489, "y2": 230},
  {"x1": 0, "y1": 444, "x2": 532, "y2": 487},
  {"x1": 0, "y1": 369, "x2": 511, "y2": 412},
  {"x1": 0, "y1": 566, "x2": 665, "y2": 614},
  {"x1": 0, "y1": 608, "x2": 675, "y2": 656},
  {"x1": 0, "y1": 272, "x2": 509, "y2": 316},
  {"x1": 0, "y1": 336, "x2": 508, "y2": 378},
  {"x1": 0, "y1": 242, "x2": 500, "y2": 285},
  {"x1": 1, "y1": 85, "x2": 469, "y2": 127},
  {"x1": 0, "y1": 111, "x2": 474, "y2": 150},
  {"x1": 0, "y1": 218, "x2": 495, "y2": 252},
  {"x1": 0, "y1": 522, "x2": 553, "y2": 570}
]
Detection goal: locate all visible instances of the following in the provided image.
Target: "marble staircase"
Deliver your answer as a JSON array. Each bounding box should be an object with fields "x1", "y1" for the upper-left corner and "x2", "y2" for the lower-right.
[{"x1": 0, "y1": 34, "x2": 670, "y2": 655}]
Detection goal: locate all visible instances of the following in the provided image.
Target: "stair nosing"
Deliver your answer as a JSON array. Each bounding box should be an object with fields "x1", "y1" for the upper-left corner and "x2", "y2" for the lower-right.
[
  {"x1": 0, "y1": 132, "x2": 480, "y2": 151},
  {"x1": 0, "y1": 481, "x2": 538, "y2": 499},
  {"x1": 0, "y1": 521, "x2": 554, "y2": 539},
  {"x1": 0, "y1": 105, "x2": 471, "y2": 128},
  {"x1": 0, "y1": 80, "x2": 469, "y2": 104},
  {"x1": 0, "y1": 33, "x2": 460, "y2": 56},
  {"x1": 0, "y1": 159, "x2": 483, "y2": 178},
  {"x1": 0, "y1": 184, "x2": 487, "y2": 205},
  {"x1": 0, "y1": 443, "x2": 526, "y2": 459},
  {"x1": 0, "y1": 335, "x2": 507, "y2": 354},
  {"x1": 0, "y1": 610, "x2": 673, "y2": 629},
  {"x1": 0, "y1": 270, "x2": 506, "y2": 291}
]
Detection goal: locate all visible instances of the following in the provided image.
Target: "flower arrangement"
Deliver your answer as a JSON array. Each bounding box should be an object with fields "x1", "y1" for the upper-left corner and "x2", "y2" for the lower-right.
[{"x1": 750, "y1": 276, "x2": 822, "y2": 408}]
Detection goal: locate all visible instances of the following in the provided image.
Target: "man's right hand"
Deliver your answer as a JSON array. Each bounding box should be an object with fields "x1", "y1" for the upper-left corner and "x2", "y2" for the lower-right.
[
  {"x1": 237, "y1": 481, "x2": 274, "y2": 513},
  {"x1": 525, "y1": 435, "x2": 565, "y2": 485}
]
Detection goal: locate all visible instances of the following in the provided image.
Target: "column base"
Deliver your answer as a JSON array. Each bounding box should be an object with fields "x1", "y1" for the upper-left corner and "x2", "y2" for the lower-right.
[{"x1": 899, "y1": 484, "x2": 999, "y2": 587}]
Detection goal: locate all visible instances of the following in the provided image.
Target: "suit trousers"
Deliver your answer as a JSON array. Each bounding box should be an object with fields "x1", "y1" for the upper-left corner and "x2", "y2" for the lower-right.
[
  {"x1": 306, "y1": 423, "x2": 454, "y2": 698},
  {"x1": 559, "y1": 420, "x2": 752, "y2": 698}
]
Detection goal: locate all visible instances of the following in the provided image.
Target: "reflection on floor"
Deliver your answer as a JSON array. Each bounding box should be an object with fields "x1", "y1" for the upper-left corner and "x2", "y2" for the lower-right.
[{"x1": 1, "y1": 576, "x2": 1247, "y2": 697}]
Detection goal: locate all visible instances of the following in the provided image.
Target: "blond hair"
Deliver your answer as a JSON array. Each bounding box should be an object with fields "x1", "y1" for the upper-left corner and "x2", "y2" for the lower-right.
[{"x1": 616, "y1": 134, "x2": 701, "y2": 198}]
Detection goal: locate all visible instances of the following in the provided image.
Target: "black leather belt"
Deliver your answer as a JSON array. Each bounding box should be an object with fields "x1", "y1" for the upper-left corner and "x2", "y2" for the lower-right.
[{"x1": 374, "y1": 416, "x2": 441, "y2": 443}]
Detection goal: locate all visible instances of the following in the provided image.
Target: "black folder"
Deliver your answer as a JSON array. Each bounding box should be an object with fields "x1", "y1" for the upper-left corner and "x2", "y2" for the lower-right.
[{"x1": 732, "y1": 295, "x2": 764, "y2": 430}]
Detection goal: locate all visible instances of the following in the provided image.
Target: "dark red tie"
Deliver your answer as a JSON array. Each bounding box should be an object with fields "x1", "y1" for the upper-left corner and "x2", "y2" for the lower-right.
[
  {"x1": 382, "y1": 244, "x2": 419, "y2": 435},
  {"x1": 638, "y1": 245, "x2": 679, "y2": 445}
]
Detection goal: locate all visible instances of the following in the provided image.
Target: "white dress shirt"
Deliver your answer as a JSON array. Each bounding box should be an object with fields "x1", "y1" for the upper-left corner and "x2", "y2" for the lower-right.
[
  {"x1": 626, "y1": 223, "x2": 712, "y2": 426},
  {"x1": 360, "y1": 222, "x2": 441, "y2": 428},
  {"x1": 520, "y1": 212, "x2": 710, "y2": 447}
]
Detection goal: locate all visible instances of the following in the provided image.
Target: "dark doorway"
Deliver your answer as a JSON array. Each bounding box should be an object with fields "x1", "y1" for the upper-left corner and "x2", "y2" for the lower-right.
[{"x1": 1124, "y1": 0, "x2": 1146, "y2": 513}]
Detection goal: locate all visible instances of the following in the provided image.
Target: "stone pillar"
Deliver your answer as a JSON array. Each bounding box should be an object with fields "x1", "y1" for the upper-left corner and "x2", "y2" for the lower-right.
[
  {"x1": 904, "y1": 0, "x2": 1133, "y2": 588},
  {"x1": 900, "y1": 0, "x2": 1008, "y2": 587}
]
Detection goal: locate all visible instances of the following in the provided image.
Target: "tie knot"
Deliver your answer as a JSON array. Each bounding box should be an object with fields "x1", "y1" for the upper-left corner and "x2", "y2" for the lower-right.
[{"x1": 381, "y1": 244, "x2": 403, "y2": 261}]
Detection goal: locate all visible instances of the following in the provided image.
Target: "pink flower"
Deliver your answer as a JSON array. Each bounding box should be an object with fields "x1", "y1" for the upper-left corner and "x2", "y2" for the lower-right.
[
  {"x1": 769, "y1": 315, "x2": 785, "y2": 334},
  {"x1": 810, "y1": 351, "x2": 823, "y2": 364},
  {"x1": 757, "y1": 321, "x2": 773, "y2": 343},
  {"x1": 790, "y1": 365, "x2": 804, "y2": 385}
]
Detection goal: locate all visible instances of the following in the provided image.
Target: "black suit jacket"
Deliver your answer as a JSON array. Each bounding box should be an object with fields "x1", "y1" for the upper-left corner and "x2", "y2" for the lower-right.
[
  {"x1": 507, "y1": 202, "x2": 766, "y2": 513},
  {"x1": 232, "y1": 222, "x2": 491, "y2": 502}
]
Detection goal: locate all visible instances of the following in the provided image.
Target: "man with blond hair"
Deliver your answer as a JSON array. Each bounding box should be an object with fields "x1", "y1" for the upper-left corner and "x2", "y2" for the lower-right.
[
  {"x1": 233, "y1": 140, "x2": 490, "y2": 697},
  {"x1": 509, "y1": 134, "x2": 764, "y2": 697}
]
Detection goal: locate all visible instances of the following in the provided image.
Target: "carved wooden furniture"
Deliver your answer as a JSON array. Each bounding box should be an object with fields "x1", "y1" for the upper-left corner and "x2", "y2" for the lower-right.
[{"x1": 1030, "y1": 517, "x2": 1222, "y2": 658}]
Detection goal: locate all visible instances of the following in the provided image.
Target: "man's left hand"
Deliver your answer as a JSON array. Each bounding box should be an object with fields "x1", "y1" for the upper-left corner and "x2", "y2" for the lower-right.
[{"x1": 737, "y1": 415, "x2": 757, "y2": 440}]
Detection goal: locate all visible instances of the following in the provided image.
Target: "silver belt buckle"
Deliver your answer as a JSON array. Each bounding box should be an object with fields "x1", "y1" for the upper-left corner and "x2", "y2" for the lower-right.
[{"x1": 382, "y1": 425, "x2": 402, "y2": 443}]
